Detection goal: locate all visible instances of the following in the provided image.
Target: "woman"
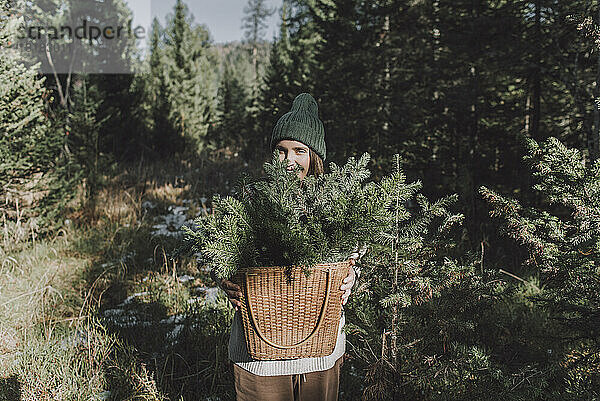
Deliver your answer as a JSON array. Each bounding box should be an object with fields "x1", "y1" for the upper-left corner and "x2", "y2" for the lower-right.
[{"x1": 213, "y1": 93, "x2": 366, "y2": 401}]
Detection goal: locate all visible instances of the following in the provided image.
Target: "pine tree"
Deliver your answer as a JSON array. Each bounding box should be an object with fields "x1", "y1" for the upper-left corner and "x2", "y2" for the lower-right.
[
  {"x1": 164, "y1": 0, "x2": 218, "y2": 154},
  {"x1": 480, "y1": 137, "x2": 600, "y2": 395},
  {"x1": 240, "y1": 0, "x2": 274, "y2": 160},
  {"x1": 0, "y1": 0, "x2": 62, "y2": 230},
  {"x1": 209, "y1": 40, "x2": 269, "y2": 155},
  {"x1": 242, "y1": 0, "x2": 275, "y2": 86},
  {"x1": 344, "y1": 155, "x2": 501, "y2": 400},
  {"x1": 277, "y1": 0, "x2": 320, "y2": 96},
  {"x1": 66, "y1": 76, "x2": 110, "y2": 217},
  {"x1": 0, "y1": 11, "x2": 52, "y2": 187},
  {"x1": 146, "y1": 17, "x2": 182, "y2": 156},
  {"x1": 212, "y1": 60, "x2": 249, "y2": 149}
]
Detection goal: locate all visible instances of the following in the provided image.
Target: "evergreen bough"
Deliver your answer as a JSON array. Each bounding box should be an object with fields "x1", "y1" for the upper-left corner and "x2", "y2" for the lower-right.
[{"x1": 182, "y1": 152, "x2": 385, "y2": 280}]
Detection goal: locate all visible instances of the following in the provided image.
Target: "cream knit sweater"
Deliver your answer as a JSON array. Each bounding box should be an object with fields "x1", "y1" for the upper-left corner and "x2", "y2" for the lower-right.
[{"x1": 228, "y1": 308, "x2": 347, "y2": 376}]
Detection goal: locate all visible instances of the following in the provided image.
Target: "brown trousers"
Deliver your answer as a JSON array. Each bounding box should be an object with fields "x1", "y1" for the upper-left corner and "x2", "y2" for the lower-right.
[{"x1": 233, "y1": 356, "x2": 343, "y2": 401}]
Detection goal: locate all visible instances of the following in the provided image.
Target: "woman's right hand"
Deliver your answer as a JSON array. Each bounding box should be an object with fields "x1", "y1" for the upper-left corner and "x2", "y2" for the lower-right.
[{"x1": 211, "y1": 270, "x2": 242, "y2": 310}]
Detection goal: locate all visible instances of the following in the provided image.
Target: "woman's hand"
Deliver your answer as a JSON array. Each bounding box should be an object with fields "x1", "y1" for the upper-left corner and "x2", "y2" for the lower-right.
[
  {"x1": 340, "y1": 259, "x2": 357, "y2": 306},
  {"x1": 211, "y1": 270, "x2": 242, "y2": 310}
]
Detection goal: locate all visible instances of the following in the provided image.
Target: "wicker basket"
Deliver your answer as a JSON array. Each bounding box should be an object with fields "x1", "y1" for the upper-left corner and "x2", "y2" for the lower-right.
[{"x1": 232, "y1": 260, "x2": 351, "y2": 360}]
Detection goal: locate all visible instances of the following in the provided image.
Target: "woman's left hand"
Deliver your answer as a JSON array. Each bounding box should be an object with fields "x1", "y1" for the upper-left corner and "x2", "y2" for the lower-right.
[{"x1": 340, "y1": 259, "x2": 357, "y2": 305}]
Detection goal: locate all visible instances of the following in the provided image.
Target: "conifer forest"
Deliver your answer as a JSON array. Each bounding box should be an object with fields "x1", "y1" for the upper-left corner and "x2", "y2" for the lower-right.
[{"x1": 3, "y1": 0, "x2": 600, "y2": 400}]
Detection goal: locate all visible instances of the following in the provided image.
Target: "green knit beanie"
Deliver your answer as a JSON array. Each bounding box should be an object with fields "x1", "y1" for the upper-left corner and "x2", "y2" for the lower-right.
[{"x1": 270, "y1": 93, "x2": 326, "y2": 161}]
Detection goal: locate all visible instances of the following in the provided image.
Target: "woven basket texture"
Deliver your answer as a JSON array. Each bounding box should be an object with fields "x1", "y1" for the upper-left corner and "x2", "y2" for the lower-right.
[{"x1": 233, "y1": 260, "x2": 350, "y2": 360}]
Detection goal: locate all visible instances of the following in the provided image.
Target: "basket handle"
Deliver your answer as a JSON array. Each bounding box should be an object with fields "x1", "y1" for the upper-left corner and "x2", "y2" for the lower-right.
[{"x1": 244, "y1": 269, "x2": 331, "y2": 349}]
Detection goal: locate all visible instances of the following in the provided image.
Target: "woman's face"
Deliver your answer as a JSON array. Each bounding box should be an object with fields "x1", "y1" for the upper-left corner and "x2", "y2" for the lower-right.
[{"x1": 275, "y1": 140, "x2": 310, "y2": 180}]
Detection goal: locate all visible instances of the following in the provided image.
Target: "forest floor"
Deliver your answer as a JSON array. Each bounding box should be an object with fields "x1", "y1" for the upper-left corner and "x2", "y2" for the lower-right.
[{"x1": 0, "y1": 152, "x2": 256, "y2": 401}]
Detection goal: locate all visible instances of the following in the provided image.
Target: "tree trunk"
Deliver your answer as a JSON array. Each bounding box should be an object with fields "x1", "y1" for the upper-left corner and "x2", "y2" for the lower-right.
[
  {"x1": 531, "y1": 0, "x2": 541, "y2": 140},
  {"x1": 377, "y1": 14, "x2": 391, "y2": 151}
]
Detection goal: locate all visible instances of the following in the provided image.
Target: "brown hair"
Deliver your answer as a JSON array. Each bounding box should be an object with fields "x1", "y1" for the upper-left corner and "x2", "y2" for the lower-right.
[{"x1": 307, "y1": 148, "x2": 325, "y2": 178}]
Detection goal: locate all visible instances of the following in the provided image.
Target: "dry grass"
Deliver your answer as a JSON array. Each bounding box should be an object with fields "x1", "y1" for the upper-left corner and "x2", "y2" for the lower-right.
[
  {"x1": 0, "y1": 150, "x2": 247, "y2": 400},
  {"x1": 0, "y1": 223, "x2": 167, "y2": 400}
]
